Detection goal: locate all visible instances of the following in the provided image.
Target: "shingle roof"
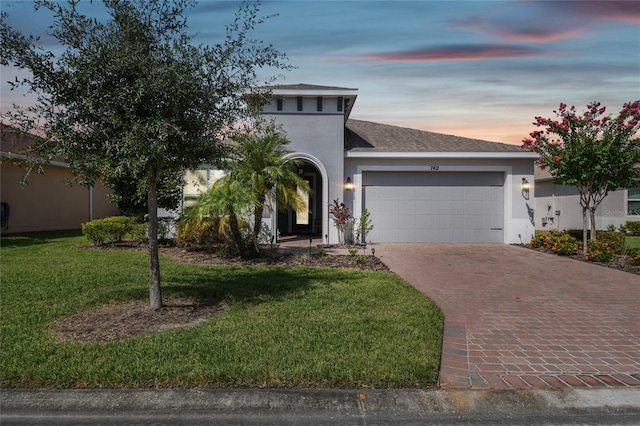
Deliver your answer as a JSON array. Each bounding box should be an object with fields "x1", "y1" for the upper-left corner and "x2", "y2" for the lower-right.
[
  {"x1": 345, "y1": 119, "x2": 527, "y2": 153},
  {"x1": 0, "y1": 123, "x2": 42, "y2": 157}
]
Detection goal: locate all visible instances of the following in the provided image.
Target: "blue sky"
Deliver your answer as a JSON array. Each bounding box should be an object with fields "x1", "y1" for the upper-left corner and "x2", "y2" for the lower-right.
[{"x1": 1, "y1": 0, "x2": 639, "y2": 145}]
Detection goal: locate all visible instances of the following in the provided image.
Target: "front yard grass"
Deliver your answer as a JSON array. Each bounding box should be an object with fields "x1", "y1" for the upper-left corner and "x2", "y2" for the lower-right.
[
  {"x1": 0, "y1": 231, "x2": 443, "y2": 389},
  {"x1": 626, "y1": 235, "x2": 640, "y2": 251}
]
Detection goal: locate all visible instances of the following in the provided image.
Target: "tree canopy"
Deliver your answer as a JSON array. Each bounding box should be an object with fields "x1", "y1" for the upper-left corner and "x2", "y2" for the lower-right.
[
  {"x1": 522, "y1": 101, "x2": 640, "y2": 251},
  {"x1": 1, "y1": 0, "x2": 291, "y2": 309}
]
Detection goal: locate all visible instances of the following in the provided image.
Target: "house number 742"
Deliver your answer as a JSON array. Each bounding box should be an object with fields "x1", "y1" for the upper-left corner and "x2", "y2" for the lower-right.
[{"x1": 430, "y1": 166, "x2": 440, "y2": 171}]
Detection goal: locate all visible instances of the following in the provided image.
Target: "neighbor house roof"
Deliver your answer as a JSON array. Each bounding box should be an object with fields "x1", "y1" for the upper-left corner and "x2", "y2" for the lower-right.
[{"x1": 345, "y1": 119, "x2": 529, "y2": 154}]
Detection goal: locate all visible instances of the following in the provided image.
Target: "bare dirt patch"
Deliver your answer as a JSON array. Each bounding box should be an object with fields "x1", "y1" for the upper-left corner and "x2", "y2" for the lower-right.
[{"x1": 55, "y1": 296, "x2": 226, "y2": 342}]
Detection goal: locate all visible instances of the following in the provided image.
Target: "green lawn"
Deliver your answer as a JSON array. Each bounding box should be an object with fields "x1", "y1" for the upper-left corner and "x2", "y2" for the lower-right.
[
  {"x1": 626, "y1": 235, "x2": 640, "y2": 251},
  {"x1": 0, "y1": 231, "x2": 443, "y2": 389}
]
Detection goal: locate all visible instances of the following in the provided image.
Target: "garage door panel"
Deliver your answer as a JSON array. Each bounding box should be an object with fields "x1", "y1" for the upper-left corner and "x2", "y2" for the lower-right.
[{"x1": 363, "y1": 171, "x2": 504, "y2": 243}]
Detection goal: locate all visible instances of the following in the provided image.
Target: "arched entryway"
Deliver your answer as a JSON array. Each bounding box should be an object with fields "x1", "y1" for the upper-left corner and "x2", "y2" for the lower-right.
[{"x1": 276, "y1": 154, "x2": 328, "y2": 241}]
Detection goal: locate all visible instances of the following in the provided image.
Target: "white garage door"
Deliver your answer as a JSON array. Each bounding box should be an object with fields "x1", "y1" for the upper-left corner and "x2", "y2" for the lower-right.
[{"x1": 363, "y1": 171, "x2": 505, "y2": 243}]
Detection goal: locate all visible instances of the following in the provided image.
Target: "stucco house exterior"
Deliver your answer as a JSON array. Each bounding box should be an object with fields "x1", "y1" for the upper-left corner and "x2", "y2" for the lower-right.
[
  {"x1": 0, "y1": 124, "x2": 119, "y2": 233},
  {"x1": 534, "y1": 166, "x2": 640, "y2": 231},
  {"x1": 216, "y1": 83, "x2": 538, "y2": 245}
]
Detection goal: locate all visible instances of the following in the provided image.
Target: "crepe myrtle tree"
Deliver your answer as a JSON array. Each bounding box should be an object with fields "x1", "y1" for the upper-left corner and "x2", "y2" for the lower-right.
[
  {"x1": 0, "y1": 0, "x2": 291, "y2": 310},
  {"x1": 522, "y1": 101, "x2": 640, "y2": 253}
]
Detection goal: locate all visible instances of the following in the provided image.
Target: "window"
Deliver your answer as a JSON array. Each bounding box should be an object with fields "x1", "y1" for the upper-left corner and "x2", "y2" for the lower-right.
[
  {"x1": 628, "y1": 187, "x2": 640, "y2": 215},
  {"x1": 297, "y1": 96, "x2": 303, "y2": 111},
  {"x1": 317, "y1": 96, "x2": 322, "y2": 111},
  {"x1": 276, "y1": 98, "x2": 283, "y2": 111},
  {"x1": 337, "y1": 96, "x2": 343, "y2": 112}
]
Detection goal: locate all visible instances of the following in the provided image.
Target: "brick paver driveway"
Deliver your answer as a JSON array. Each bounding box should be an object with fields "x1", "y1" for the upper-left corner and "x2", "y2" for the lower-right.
[{"x1": 374, "y1": 243, "x2": 640, "y2": 389}]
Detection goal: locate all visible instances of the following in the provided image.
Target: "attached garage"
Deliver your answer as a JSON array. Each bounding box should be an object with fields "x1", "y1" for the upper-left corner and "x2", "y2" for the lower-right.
[{"x1": 362, "y1": 171, "x2": 505, "y2": 243}]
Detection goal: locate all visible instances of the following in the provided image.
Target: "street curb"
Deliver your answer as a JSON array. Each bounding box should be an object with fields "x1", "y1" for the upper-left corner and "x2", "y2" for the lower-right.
[{"x1": 2, "y1": 388, "x2": 639, "y2": 416}]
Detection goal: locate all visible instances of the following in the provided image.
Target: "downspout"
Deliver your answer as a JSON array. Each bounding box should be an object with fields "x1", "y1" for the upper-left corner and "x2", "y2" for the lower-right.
[{"x1": 89, "y1": 185, "x2": 94, "y2": 221}]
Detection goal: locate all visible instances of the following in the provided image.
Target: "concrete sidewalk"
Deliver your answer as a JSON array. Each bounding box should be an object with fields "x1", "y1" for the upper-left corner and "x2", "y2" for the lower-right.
[{"x1": 374, "y1": 243, "x2": 640, "y2": 390}]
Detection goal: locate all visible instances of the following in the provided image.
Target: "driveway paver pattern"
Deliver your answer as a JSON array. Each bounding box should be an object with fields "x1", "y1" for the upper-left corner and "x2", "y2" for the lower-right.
[{"x1": 375, "y1": 243, "x2": 640, "y2": 389}]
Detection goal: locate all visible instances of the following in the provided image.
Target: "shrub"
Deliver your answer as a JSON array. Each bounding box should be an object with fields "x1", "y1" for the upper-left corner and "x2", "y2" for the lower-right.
[
  {"x1": 81, "y1": 216, "x2": 135, "y2": 246},
  {"x1": 595, "y1": 231, "x2": 626, "y2": 254},
  {"x1": 628, "y1": 250, "x2": 640, "y2": 266},
  {"x1": 585, "y1": 239, "x2": 614, "y2": 262},
  {"x1": 348, "y1": 248, "x2": 358, "y2": 257},
  {"x1": 175, "y1": 220, "x2": 220, "y2": 249},
  {"x1": 129, "y1": 223, "x2": 148, "y2": 244},
  {"x1": 550, "y1": 233, "x2": 581, "y2": 256},
  {"x1": 565, "y1": 229, "x2": 591, "y2": 241},
  {"x1": 620, "y1": 221, "x2": 640, "y2": 236},
  {"x1": 530, "y1": 230, "x2": 564, "y2": 249},
  {"x1": 530, "y1": 233, "x2": 551, "y2": 249}
]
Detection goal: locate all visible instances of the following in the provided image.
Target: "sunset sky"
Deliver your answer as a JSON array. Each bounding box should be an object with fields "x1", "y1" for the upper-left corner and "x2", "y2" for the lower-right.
[{"x1": 2, "y1": 0, "x2": 639, "y2": 145}]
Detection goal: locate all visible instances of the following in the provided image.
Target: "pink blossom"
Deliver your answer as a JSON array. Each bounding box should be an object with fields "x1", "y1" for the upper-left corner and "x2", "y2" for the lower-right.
[{"x1": 553, "y1": 155, "x2": 561, "y2": 163}]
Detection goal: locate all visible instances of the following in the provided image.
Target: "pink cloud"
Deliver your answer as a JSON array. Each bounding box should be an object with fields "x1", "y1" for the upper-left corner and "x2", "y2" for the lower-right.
[
  {"x1": 327, "y1": 45, "x2": 554, "y2": 62},
  {"x1": 491, "y1": 27, "x2": 584, "y2": 43}
]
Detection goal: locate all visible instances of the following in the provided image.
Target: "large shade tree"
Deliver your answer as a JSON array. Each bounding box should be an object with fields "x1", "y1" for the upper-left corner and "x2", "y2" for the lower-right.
[
  {"x1": 0, "y1": 0, "x2": 291, "y2": 309},
  {"x1": 522, "y1": 101, "x2": 640, "y2": 252}
]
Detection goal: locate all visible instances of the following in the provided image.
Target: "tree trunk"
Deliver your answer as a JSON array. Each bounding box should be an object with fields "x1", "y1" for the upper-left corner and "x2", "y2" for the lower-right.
[
  {"x1": 251, "y1": 202, "x2": 264, "y2": 256},
  {"x1": 147, "y1": 170, "x2": 162, "y2": 310},
  {"x1": 589, "y1": 208, "x2": 598, "y2": 241},
  {"x1": 228, "y1": 210, "x2": 247, "y2": 258},
  {"x1": 582, "y1": 207, "x2": 588, "y2": 255}
]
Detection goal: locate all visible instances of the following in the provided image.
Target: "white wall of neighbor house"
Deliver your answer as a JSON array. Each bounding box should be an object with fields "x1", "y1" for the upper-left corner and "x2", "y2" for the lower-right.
[
  {"x1": 344, "y1": 156, "x2": 535, "y2": 244},
  {"x1": 534, "y1": 181, "x2": 639, "y2": 231}
]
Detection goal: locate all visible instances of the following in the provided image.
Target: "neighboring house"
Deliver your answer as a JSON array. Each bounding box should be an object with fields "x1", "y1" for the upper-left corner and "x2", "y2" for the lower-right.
[
  {"x1": 534, "y1": 166, "x2": 640, "y2": 231},
  {"x1": 0, "y1": 124, "x2": 120, "y2": 233},
  {"x1": 188, "y1": 84, "x2": 538, "y2": 245}
]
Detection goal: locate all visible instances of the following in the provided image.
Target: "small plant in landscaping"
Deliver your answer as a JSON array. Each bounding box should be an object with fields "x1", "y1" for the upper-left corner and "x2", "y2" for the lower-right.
[
  {"x1": 318, "y1": 247, "x2": 326, "y2": 257},
  {"x1": 585, "y1": 240, "x2": 614, "y2": 262},
  {"x1": 355, "y1": 209, "x2": 374, "y2": 244},
  {"x1": 550, "y1": 233, "x2": 581, "y2": 256},
  {"x1": 329, "y1": 198, "x2": 352, "y2": 245},
  {"x1": 530, "y1": 233, "x2": 551, "y2": 249},
  {"x1": 348, "y1": 248, "x2": 358, "y2": 257},
  {"x1": 628, "y1": 250, "x2": 640, "y2": 266},
  {"x1": 353, "y1": 254, "x2": 365, "y2": 264}
]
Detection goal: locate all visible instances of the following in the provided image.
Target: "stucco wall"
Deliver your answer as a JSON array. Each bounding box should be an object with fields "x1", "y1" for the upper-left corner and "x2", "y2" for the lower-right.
[
  {"x1": 1, "y1": 161, "x2": 119, "y2": 233},
  {"x1": 263, "y1": 113, "x2": 345, "y2": 244},
  {"x1": 535, "y1": 180, "x2": 637, "y2": 231}
]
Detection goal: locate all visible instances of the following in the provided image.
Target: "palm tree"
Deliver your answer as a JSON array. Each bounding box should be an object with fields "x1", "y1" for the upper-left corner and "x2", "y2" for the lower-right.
[
  {"x1": 181, "y1": 127, "x2": 309, "y2": 258},
  {"x1": 180, "y1": 176, "x2": 255, "y2": 256},
  {"x1": 229, "y1": 127, "x2": 310, "y2": 257}
]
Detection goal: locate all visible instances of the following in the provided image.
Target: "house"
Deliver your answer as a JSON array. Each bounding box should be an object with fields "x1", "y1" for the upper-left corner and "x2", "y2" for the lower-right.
[
  {"x1": 259, "y1": 84, "x2": 539, "y2": 244},
  {"x1": 186, "y1": 84, "x2": 538, "y2": 245},
  {"x1": 534, "y1": 166, "x2": 640, "y2": 231},
  {"x1": 0, "y1": 124, "x2": 119, "y2": 233}
]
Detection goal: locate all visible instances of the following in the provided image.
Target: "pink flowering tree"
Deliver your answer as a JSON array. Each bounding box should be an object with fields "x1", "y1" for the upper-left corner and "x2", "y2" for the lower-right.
[{"x1": 522, "y1": 101, "x2": 640, "y2": 253}]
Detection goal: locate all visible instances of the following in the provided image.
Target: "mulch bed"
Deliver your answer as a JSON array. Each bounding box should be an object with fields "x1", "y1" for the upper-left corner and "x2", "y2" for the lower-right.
[{"x1": 518, "y1": 244, "x2": 640, "y2": 276}]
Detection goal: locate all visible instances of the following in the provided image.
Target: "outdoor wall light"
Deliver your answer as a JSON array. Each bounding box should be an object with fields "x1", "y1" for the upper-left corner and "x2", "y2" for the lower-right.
[
  {"x1": 345, "y1": 177, "x2": 354, "y2": 191},
  {"x1": 521, "y1": 177, "x2": 530, "y2": 200}
]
